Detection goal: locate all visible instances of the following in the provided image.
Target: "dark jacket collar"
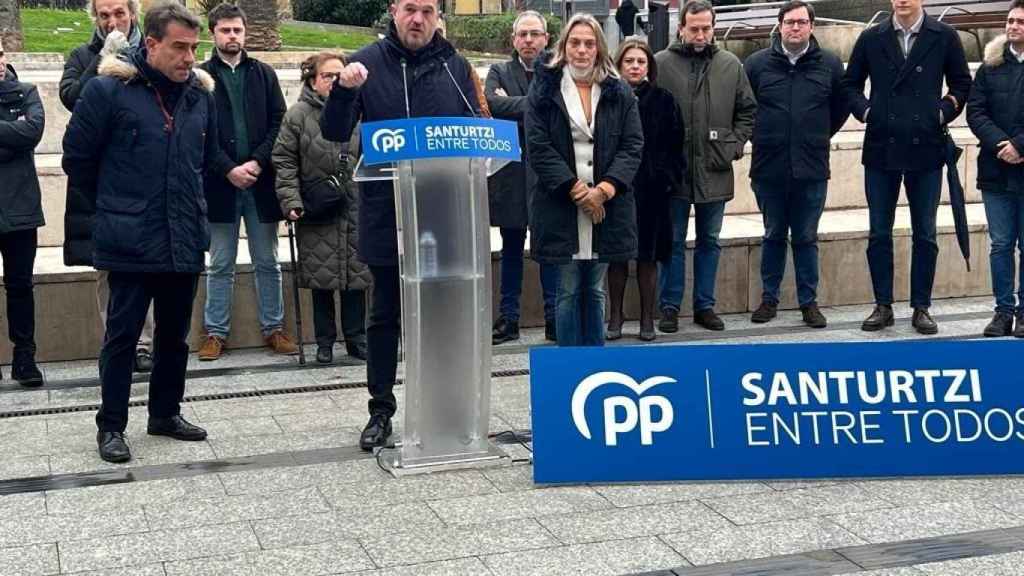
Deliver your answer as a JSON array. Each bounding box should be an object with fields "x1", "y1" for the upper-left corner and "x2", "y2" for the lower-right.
[
  {"x1": 98, "y1": 46, "x2": 216, "y2": 94},
  {"x1": 667, "y1": 39, "x2": 719, "y2": 59},
  {"x1": 770, "y1": 34, "x2": 822, "y2": 63},
  {"x1": 382, "y1": 21, "x2": 456, "y2": 64},
  {"x1": 0, "y1": 64, "x2": 19, "y2": 89},
  {"x1": 208, "y1": 49, "x2": 251, "y2": 70},
  {"x1": 299, "y1": 82, "x2": 325, "y2": 108}
]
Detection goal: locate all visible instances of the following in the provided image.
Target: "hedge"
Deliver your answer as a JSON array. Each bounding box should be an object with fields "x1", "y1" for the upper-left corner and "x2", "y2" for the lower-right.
[
  {"x1": 293, "y1": 0, "x2": 387, "y2": 27},
  {"x1": 446, "y1": 13, "x2": 561, "y2": 54}
]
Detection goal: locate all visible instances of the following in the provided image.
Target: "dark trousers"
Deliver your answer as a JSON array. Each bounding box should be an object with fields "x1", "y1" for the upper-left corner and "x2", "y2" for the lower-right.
[
  {"x1": 754, "y1": 179, "x2": 828, "y2": 307},
  {"x1": 0, "y1": 228, "x2": 37, "y2": 356},
  {"x1": 367, "y1": 265, "x2": 400, "y2": 418},
  {"x1": 312, "y1": 288, "x2": 367, "y2": 349},
  {"x1": 498, "y1": 227, "x2": 560, "y2": 323},
  {"x1": 981, "y1": 189, "x2": 1024, "y2": 314},
  {"x1": 865, "y1": 168, "x2": 942, "y2": 308},
  {"x1": 96, "y1": 272, "x2": 199, "y2": 433}
]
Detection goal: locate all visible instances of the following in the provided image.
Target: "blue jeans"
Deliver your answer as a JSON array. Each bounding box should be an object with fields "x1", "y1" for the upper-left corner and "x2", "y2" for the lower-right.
[
  {"x1": 982, "y1": 190, "x2": 1024, "y2": 314},
  {"x1": 556, "y1": 260, "x2": 608, "y2": 347},
  {"x1": 204, "y1": 190, "x2": 284, "y2": 338},
  {"x1": 754, "y1": 179, "x2": 828, "y2": 307},
  {"x1": 864, "y1": 168, "x2": 942, "y2": 308},
  {"x1": 499, "y1": 227, "x2": 560, "y2": 322},
  {"x1": 658, "y1": 197, "x2": 726, "y2": 313}
]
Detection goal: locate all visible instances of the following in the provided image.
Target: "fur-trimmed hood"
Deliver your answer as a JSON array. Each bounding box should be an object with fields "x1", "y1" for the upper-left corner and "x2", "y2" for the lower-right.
[
  {"x1": 528, "y1": 57, "x2": 632, "y2": 112},
  {"x1": 98, "y1": 50, "x2": 215, "y2": 93},
  {"x1": 983, "y1": 34, "x2": 1024, "y2": 68}
]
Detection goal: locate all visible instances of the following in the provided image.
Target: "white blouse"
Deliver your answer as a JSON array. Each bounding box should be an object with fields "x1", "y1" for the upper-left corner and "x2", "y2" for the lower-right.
[{"x1": 560, "y1": 67, "x2": 602, "y2": 261}]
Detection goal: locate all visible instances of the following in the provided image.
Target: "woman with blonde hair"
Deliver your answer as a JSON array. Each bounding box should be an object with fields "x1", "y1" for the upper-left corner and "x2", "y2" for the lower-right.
[
  {"x1": 525, "y1": 13, "x2": 644, "y2": 346},
  {"x1": 274, "y1": 52, "x2": 372, "y2": 364}
]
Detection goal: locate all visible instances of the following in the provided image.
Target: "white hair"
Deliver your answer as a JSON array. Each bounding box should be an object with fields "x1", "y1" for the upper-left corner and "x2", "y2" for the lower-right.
[
  {"x1": 513, "y1": 10, "x2": 547, "y2": 33},
  {"x1": 86, "y1": 0, "x2": 140, "y2": 23}
]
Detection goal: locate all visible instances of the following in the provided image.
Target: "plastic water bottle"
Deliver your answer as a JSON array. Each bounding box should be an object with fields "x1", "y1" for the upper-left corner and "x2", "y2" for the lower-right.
[{"x1": 419, "y1": 231, "x2": 438, "y2": 277}]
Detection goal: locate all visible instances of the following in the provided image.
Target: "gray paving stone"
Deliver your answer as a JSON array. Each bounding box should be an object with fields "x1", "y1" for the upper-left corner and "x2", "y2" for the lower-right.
[
  {"x1": 914, "y1": 551, "x2": 1024, "y2": 575},
  {"x1": 0, "y1": 492, "x2": 45, "y2": 519},
  {"x1": 839, "y1": 569, "x2": 925, "y2": 576},
  {"x1": 64, "y1": 565, "x2": 169, "y2": 576},
  {"x1": 0, "y1": 390, "x2": 49, "y2": 410},
  {"x1": 320, "y1": 470, "x2": 498, "y2": 509},
  {"x1": 45, "y1": 476, "x2": 226, "y2": 515},
  {"x1": 0, "y1": 543, "x2": 58, "y2": 576},
  {"x1": 0, "y1": 455, "x2": 50, "y2": 480},
  {"x1": 482, "y1": 535, "x2": 686, "y2": 576},
  {"x1": 44, "y1": 406, "x2": 199, "y2": 438},
  {"x1": 593, "y1": 481, "x2": 773, "y2": 508},
  {"x1": 348, "y1": 557, "x2": 494, "y2": 576},
  {"x1": 701, "y1": 483, "x2": 892, "y2": 525},
  {"x1": 144, "y1": 485, "x2": 330, "y2": 530},
  {"x1": 218, "y1": 459, "x2": 387, "y2": 495},
  {"x1": 854, "y1": 478, "x2": 999, "y2": 507},
  {"x1": 765, "y1": 479, "x2": 843, "y2": 491},
  {"x1": 48, "y1": 440, "x2": 218, "y2": 475},
  {"x1": 828, "y1": 501, "x2": 1023, "y2": 544},
  {"x1": 59, "y1": 521, "x2": 260, "y2": 573},
  {"x1": 538, "y1": 500, "x2": 730, "y2": 545},
  {"x1": 0, "y1": 507, "x2": 148, "y2": 548},
  {"x1": 163, "y1": 541, "x2": 374, "y2": 576},
  {"x1": 192, "y1": 416, "x2": 283, "y2": 439},
  {"x1": 207, "y1": 428, "x2": 360, "y2": 459},
  {"x1": 428, "y1": 486, "x2": 611, "y2": 526},
  {"x1": 661, "y1": 517, "x2": 866, "y2": 565},
  {"x1": 362, "y1": 518, "x2": 557, "y2": 567},
  {"x1": 482, "y1": 465, "x2": 535, "y2": 493},
  {"x1": 253, "y1": 502, "x2": 443, "y2": 548},
  {"x1": 189, "y1": 395, "x2": 338, "y2": 422},
  {"x1": 272, "y1": 409, "x2": 373, "y2": 433}
]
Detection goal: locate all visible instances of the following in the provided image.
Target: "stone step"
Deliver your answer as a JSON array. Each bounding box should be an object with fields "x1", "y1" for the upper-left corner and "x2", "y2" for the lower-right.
[{"x1": 0, "y1": 204, "x2": 991, "y2": 364}]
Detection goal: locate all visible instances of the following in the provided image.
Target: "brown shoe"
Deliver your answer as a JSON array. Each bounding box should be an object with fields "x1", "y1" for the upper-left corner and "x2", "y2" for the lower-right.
[
  {"x1": 265, "y1": 330, "x2": 299, "y2": 355},
  {"x1": 198, "y1": 335, "x2": 225, "y2": 361}
]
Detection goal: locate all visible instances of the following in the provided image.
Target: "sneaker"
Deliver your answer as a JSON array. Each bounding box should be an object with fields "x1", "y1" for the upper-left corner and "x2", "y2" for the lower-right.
[
  {"x1": 198, "y1": 335, "x2": 225, "y2": 361},
  {"x1": 751, "y1": 302, "x2": 777, "y2": 324},
  {"x1": 658, "y1": 308, "x2": 679, "y2": 333},
  {"x1": 134, "y1": 349, "x2": 153, "y2": 373},
  {"x1": 984, "y1": 312, "x2": 1014, "y2": 337},
  {"x1": 694, "y1": 308, "x2": 725, "y2": 331},
  {"x1": 265, "y1": 330, "x2": 299, "y2": 355},
  {"x1": 801, "y1": 304, "x2": 827, "y2": 329}
]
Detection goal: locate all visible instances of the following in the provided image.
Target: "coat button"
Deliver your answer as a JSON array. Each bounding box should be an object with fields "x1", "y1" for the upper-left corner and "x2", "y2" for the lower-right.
[
  {"x1": 913, "y1": 138, "x2": 920, "y2": 144},
  {"x1": 916, "y1": 66, "x2": 923, "y2": 72},
  {"x1": 589, "y1": 138, "x2": 594, "y2": 144},
  {"x1": 889, "y1": 114, "x2": 896, "y2": 121},
  {"x1": 889, "y1": 137, "x2": 896, "y2": 144},
  {"x1": 914, "y1": 115, "x2": 920, "y2": 121},
  {"x1": 587, "y1": 160, "x2": 593, "y2": 166}
]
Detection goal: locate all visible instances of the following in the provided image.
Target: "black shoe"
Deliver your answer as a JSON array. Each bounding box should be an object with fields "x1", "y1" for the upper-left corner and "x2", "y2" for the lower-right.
[
  {"x1": 1016, "y1": 312, "x2": 1024, "y2": 339},
  {"x1": 544, "y1": 319, "x2": 557, "y2": 342},
  {"x1": 316, "y1": 345, "x2": 333, "y2": 364},
  {"x1": 861, "y1": 305, "x2": 894, "y2": 332},
  {"x1": 492, "y1": 316, "x2": 520, "y2": 345},
  {"x1": 984, "y1": 312, "x2": 1013, "y2": 337},
  {"x1": 694, "y1": 309, "x2": 725, "y2": 331},
  {"x1": 751, "y1": 302, "x2": 777, "y2": 324},
  {"x1": 801, "y1": 304, "x2": 827, "y2": 329},
  {"x1": 133, "y1": 349, "x2": 153, "y2": 373},
  {"x1": 658, "y1": 308, "x2": 679, "y2": 333},
  {"x1": 346, "y1": 342, "x2": 367, "y2": 361},
  {"x1": 912, "y1": 307, "x2": 938, "y2": 335},
  {"x1": 147, "y1": 415, "x2": 207, "y2": 441},
  {"x1": 359, "y1": 413, "x2": 392, "y2": 451},
  {"x1": 11, "y1": 354, "x2": 43, "y2": 388},
  {"x1": 97, "y1": 431, "x2": 131, "y2": 463}
]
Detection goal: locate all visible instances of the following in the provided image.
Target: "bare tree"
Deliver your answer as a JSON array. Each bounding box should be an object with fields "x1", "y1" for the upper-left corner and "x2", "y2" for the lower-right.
[
  {"x1": 0, "y1": 0, "x2": 24, "y2": 52},
  {"x1": 238, "y1": 0, "x2": 280, "y2": 51}
]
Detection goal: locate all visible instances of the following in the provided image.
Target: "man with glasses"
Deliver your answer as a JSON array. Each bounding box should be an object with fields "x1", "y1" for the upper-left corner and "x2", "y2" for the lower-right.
[
  {"x1": 485, "y1": 10, "x2": 560, "y2": 343},
  {"x1": 745, "y1": 0, "x2": 848, "y2": 328},
  {"x1": 843, "y1": 0, "x2": 971, "y2": 334}
]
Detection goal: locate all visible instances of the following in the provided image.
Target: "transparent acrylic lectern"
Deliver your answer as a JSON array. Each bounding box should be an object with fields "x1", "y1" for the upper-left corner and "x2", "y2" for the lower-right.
[{"x1": 354, "y1": 155, "x2": 512, "y2": 474}]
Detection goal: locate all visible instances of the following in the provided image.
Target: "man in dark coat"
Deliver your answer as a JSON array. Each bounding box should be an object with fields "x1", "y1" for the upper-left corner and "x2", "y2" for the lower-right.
[
  {"x1": 967, "y1": 0, "x2": 1024, "y2": 338},
  {"x1": 842, "y1": 0, "x2": 972, "y2": 335},
  {"x1": 616, "y1": 0, "x2": 640, "y2": 38},
  {"x1": 0, "y1": 43, "x2": 46, "y2": 387},
  {"x1": 196, "y1": 3, "x2": 292, "y2": 361},
  {"x1": 62, "y1": 3, "x2": 217, "y2": 463},
  {"x1": 745, "y1": 1, "x2": 848, "y2": 329},
  {"x1": 485, "y1": 10, "x2": 559, "y2": 344},
  {"x1": 59, "y1": 0, "x2": 154, "y2": 374},
  {"x1": 321, "y1": 0, "x2": 481, "y2": 451}
]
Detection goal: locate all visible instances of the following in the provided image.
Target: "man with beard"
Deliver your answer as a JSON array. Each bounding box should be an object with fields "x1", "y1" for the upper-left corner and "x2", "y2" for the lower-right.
[
  {"x1": 60, "y1": 0, "x2": 155, "y2": 374},
  {"x1": 197, "y1": 3, "x2": 292, "y2": 361},
  {"x1": 320, "y1": 0, "x2": 481, "y2": 451}
]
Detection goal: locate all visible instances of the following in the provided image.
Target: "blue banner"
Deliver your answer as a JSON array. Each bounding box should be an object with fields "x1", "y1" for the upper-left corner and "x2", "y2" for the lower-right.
[
  {"x1": 530, "y1": 341, "x2": 1024, "y2": 484},
  {"x1": 360, "y1": 117, "x2": 521, "y2": 165}
]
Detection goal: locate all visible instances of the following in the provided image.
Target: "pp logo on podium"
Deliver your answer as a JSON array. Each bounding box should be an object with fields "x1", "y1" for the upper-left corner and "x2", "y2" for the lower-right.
[
  {"x1": 371, "y1": 128, "x2": 407, "y2": 154},
  {"x1": 571, "y1": 372, "x2": 676, "y2": 446}
]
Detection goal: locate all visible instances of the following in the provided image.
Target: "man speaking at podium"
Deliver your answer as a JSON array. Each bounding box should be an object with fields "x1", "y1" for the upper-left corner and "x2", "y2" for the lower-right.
[{"x1": 321, "y1": 0, "x2": 482, "y2": 451}]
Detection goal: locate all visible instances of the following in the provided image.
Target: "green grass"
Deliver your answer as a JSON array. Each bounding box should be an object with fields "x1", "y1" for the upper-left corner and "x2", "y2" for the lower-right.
[{"x1": 20, "y1": 8, "x2": 376, "y2": 55}]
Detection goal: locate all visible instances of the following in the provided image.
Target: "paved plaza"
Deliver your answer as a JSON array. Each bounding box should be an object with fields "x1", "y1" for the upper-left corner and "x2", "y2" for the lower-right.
[{"x1": 1, "y1": 296, "x2": 1023, "y2": 576}]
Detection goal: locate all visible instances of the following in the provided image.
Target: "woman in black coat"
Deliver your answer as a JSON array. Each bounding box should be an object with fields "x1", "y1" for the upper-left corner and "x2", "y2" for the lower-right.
[{"x1": 607, "y1": 39, "x2": 683, "y2": 341}]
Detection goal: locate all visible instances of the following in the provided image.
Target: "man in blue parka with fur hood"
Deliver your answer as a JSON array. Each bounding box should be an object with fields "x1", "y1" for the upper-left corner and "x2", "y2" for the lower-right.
[{"x1": 62, "y1": 2, "x2": 218, "y2": 464}]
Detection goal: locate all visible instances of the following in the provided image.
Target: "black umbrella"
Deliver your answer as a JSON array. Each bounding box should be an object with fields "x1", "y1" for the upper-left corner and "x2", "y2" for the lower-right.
[{"x1": 943, "y1": 127, "x2": 971, "y2": 271}]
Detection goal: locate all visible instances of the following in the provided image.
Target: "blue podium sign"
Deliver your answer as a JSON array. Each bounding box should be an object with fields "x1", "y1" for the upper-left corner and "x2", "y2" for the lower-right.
[
  {"x1": 530, "y1": 341, "x2": 1024, "y2": 484},
  {"x1": 360, "y1": 117, "x2": 521, "y2": 165}
]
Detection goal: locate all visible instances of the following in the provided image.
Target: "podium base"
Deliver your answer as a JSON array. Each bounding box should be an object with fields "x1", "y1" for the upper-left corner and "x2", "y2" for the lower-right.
[{"x1": 376, "y1": 441, "x2": 510, "y2": 477}]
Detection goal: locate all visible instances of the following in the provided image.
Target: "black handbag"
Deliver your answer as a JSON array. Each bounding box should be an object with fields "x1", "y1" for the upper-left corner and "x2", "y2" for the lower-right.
[{"x1": 299, "y1": 174, "x2": 345, "y2": 222}]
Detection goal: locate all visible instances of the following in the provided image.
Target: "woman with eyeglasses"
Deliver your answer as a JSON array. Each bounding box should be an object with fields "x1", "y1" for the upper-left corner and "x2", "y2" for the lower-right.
[
  {"x1": 273, "y1": 52, "x2": 371, "y2": 364},
  {"x1": 607, "y1": 38, "x2": 684, "y2": 341},
  {"x1": 526, "y1": 13, "x2": 644, "y2": 347}
]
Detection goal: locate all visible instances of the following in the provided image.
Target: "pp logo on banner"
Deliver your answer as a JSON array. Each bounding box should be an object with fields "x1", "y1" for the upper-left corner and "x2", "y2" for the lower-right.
[
  {"x1": 371, "y1": 128, "x2": 407, "y2": 154},
  {"x1": 571, "y1": 372, "x2": 676, "y2": 446}
]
